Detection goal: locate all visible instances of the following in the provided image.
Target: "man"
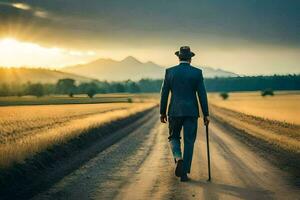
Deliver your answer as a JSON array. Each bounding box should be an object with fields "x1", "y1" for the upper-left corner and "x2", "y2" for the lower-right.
[{"x1": 160, "y1": 46, "x2": 209, "y2": 182}]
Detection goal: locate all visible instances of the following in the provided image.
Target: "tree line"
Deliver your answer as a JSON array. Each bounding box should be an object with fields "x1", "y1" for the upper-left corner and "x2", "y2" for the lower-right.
[
  {"x1": 0, "y1": 74, "x2": 299, "y2": 97},
  {"x1": 0, "y1": 79, "x2": 161, "y2": 97},
  {"x1": 204, "y1": 74, "x2": 300, "y2": 92}
]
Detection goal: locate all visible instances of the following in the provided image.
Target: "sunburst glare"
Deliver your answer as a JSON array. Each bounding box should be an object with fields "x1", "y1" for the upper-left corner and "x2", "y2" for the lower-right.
[{"x1": 0, "y1": 38, "x2": 97, "y2": 67}]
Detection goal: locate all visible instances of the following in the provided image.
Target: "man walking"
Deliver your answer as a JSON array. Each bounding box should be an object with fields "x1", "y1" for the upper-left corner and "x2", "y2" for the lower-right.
[{"x1": 160, "y1": 46, "x2": 209, "y2": 182}]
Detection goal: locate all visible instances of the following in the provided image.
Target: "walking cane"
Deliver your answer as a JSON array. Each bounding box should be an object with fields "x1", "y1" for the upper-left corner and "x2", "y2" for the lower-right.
[{"x1": 205, "y1": 124, "x2": 211, "y2": 181}]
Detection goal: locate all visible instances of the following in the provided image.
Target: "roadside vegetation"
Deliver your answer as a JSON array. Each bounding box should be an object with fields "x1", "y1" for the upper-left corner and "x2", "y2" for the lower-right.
[
  {"x1": 209, "y1": 91, "x2": 300, "y2": 180},
  {"x1": 261, "y1": 88, "x2": 274, "y2": 97},
  {"x1": 210, "y1": 104, "x2": 300, "y2": 153},
  {"x1": 219, "y1": 92, "x2": 229, "y2": 100},
  {"x1": 0, "y1": 102, "x2": 156, "y2": 169},
  {"x1": 209, "y1": 91, "x2": 300, "y2": 124},
  {"x1": 210, "y1": 103, "x2": 300, "y2": 184},
  {"x1": 0, "y1": 93, "x2": 159, "y2": 106}
]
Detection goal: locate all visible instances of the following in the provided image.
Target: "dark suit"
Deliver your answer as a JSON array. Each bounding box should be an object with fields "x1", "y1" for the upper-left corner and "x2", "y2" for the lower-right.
[{"x1": 160, "y1": 62, "x2": 209, "y2": 174}]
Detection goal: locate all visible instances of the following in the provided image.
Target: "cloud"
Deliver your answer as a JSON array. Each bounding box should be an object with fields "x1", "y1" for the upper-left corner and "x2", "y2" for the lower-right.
[
  {"x1": 11, "y1": 3, "x2": 31, "y2": 10},
  {"x1": 0, "y1": 0, "x2": 299, "y2": 74},
  {"x1": 0, "y1": 1, "x2": 50, "y2": 19},
  {"x1": 33, "y1": 10, "x2": 49, "y2": 18},
  {"x1": 1, "y1": 0, "x2": 299, "y2": 47}
]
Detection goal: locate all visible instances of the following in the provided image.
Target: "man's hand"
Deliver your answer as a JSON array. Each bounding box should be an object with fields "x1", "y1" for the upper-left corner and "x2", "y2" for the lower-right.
[
  {"x1": 204, "y1": 116, "x2": 210, "y2": 126},
  {"x1": 160, "y1": 114, "x2": 168, "y2": 123}
]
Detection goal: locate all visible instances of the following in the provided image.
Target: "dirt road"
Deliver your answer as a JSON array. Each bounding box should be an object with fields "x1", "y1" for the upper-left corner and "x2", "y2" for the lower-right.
[{"x1": 33, "y1": 109, "x2": 300, "y2": 200}]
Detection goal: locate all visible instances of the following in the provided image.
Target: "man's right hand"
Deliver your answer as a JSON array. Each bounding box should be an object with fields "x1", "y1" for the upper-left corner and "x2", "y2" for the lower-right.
[
  {"x1": 160, "y1": 114, "x2": 168, "y2": 123},
  {"x1": 204, "y1": 116, "x2": 210, "y2": 126}
]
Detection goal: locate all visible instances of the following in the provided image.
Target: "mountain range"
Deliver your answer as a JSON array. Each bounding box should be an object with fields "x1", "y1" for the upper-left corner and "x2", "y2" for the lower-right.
[
  {"x1": 63, "y1": 56, "x2": 238, "y2": 81},
  {"x1": 0, "y1": 57, "x2": 238, "y2": 84}
]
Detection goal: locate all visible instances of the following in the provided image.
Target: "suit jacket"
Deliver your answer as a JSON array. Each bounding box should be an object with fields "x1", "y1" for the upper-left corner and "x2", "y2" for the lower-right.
[{"x1": 160, "y1": 62, "x2": 209, "y2": 117}]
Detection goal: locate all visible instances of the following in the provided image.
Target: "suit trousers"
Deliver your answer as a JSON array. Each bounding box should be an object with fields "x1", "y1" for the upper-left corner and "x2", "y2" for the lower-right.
[{"x1": 168, "y1": 116, "x2": 198, "y2": 174}]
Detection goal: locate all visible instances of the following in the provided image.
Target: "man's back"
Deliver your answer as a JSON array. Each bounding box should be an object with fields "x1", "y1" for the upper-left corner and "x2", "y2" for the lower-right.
[
  {"x1": 160, "y1": 46, "x2": 210, "y2": 182},
  {"x1": 160, "y1": 62, "x2": 209, "y2": 117}
]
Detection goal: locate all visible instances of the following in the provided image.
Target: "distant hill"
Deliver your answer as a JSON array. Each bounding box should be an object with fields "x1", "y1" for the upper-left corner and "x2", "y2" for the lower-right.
[
  {"x1": 0, "y1": 67, "x2": 94, "y2": 84},
  {"x1": 201, "y1": 67, "x2": 238, "y2": 78},
  {"x1": 63, "y1": 56, "x2": 238, "y2": 81}
]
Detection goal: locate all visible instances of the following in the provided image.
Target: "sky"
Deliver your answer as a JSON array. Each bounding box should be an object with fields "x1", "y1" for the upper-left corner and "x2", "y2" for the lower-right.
[{"x1": 0, "y1": 0, "x2": 299, "y2": 75}]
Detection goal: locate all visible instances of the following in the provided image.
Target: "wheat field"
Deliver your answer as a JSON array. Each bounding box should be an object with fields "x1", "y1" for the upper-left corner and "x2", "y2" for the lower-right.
[
  {"x1": 209, "y1": 91, "x2": 300, "y2": 125},
  {"x1": 209, "y1": 91, "x2": 300, "y2": 154},
  {"x1": 0, "y1": 102, "x2": 156, "y2": 168}
]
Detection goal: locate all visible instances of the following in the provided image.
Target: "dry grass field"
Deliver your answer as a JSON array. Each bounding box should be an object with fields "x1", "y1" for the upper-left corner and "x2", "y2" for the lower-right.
[
  {"x1": 0, "y1": 102, "x2": 156, "y2": 168},
  {"x1": 209, "y1": 91, "x2": 300, "y2": 125},
  {"x1": 209, "y1": 91, "x2": 300, "y2": 154},
  {"x1": 0, "y1": 93, "x2": 159, "y2": 106}
]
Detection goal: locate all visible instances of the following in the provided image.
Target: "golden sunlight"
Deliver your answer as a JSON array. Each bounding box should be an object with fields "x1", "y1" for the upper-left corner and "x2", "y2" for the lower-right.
[
  {"x1": 11, "y1": 3, "x2": 31, "y2": 10},
  {"x1": 0, "y1": 38, "x2": 97, "y2": 68}
]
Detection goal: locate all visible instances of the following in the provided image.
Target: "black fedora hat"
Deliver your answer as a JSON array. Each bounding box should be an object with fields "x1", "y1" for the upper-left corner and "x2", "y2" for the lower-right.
[{"x1": 175, "y1": 46, "x2": 195, "y2": 59}]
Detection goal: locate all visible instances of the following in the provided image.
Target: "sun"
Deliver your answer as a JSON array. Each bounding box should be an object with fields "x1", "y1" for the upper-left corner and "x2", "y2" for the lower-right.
[
  {"x1": 0, "y1": 37, "x2": 59, "y2": 67},
  {"x1": 0, "y1": 38, "x2": 18, "y2": 46},
  {"x1": 0, "y1": 38, "x2": 25, "y2": 52},
  {"x1": 0, "y1": 37, "x2": 61, "y2": 54},
  {"x1": 1, "y1": 38, "x2": 17, "y2": 43},
  {"x1": 0, "y1": 37, "x2": 97, "y2": 67}
]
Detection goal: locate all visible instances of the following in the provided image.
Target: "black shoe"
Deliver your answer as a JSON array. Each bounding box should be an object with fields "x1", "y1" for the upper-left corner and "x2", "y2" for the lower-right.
[
  {"x1": 175, "y1": 159, "x2": 183, "y2": 177},
  {"x1": 180, "y1": 173, "x2": 190, "y2": 182}
]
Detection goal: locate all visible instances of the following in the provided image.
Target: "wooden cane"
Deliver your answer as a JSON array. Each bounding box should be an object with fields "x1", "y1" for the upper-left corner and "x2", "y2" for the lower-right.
[{"x1": 205, "y1": 124, "x2": 211, "y2": 181}]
